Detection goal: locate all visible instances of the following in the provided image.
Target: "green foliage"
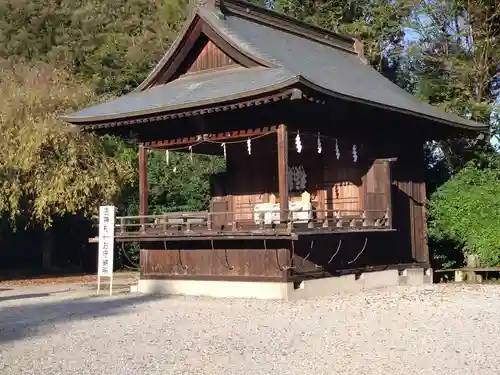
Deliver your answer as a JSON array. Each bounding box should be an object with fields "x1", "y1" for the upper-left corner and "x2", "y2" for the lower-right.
[
  {"x1": 148, "y1": 151, "x2": 226, "y2": 213},
  {"x1": 0, "y1": 60, "x2": 134, "y2": 228},
  {"x1": 121, "y1": 151, "x2": 226, "y2": 216},
  {"x1": 0, "y1": 0, "x2": 188, "y2": 94},
  {"x1": 429, "y1": 155, "x2": 500, "y2": 266}
]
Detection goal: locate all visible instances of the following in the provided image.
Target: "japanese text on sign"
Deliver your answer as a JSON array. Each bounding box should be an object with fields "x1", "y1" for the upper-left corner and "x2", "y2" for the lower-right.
[{"x1": 98, "y1": 206, "x2": 115, "y2": 277}]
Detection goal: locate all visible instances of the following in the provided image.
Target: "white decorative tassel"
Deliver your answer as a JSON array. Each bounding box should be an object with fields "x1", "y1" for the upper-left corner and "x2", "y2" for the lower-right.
[
  {"x1": 189, "y1": 145, "x2": 193, "y2": 162},
  {"x1": 352, "y1": 144, "x2": 358, "y2": 163},
  {"x1": 295, "y1": 131, "x2": 302, "y2": 153},
  {"x1": 165, "y1": 150, "x2": 169, "y2": 165},
  {"x1": 247, "y1": 138, "x2": 251, "y2": 155},
  {"x1": 221, "y1": 142, "x2": 226, "y2": 160},
  {"x1": 335, "y1": 139, "x2": 340, "y2": 160},
  {"x1": 317, "y1": 133, "x2": 322, "y2": 154}
]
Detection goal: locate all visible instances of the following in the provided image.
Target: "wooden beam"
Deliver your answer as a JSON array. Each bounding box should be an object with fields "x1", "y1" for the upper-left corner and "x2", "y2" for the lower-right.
[
  {"x1": 146, "y1": 126, "x2": 277, "y2": 149},
  {"x1": 277, "y1": 124, "x2": 289, "y2": 222},
  {"x1": 139, "y1": 144, "x2": 148, "y2": 219}
]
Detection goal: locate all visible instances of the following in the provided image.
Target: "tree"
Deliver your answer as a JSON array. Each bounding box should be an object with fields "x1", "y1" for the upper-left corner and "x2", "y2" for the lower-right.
[
  {"x1": 0, "y1": 60, "x2": 134, "y2": 228},
  {"x1": 408, "y1": 0, "x2": 498, "y2": 173},
  {"x1": 406, "y1": 1, "x2": 500, "y2": 267},
  {"x1": 429, "y1": 155, "x2": 500, "y2": 266},
  {"x1": 0, "y1": 0, "x2": 188, "y2": 95}
]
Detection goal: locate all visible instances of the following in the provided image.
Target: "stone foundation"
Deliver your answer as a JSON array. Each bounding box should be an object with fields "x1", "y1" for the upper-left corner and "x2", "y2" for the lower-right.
[{"x1": 132, "y1": 268, "x2": 433, "y2": 300}]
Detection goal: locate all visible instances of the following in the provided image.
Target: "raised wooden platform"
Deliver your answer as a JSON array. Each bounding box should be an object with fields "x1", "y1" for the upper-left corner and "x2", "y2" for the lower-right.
[{"x1": 90, "y1": 209, "x2": 392, "y2": 243}]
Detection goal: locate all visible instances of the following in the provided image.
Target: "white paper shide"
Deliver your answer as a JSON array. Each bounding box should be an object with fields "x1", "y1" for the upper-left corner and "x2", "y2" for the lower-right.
[{"x1": 98, "y1": 206, "x2": 115, "y2": 277}]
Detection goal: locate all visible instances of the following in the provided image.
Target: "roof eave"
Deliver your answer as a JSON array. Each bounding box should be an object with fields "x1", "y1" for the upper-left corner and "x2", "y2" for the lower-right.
[
  {"x1": 62, "y1": 76, "x2": 489, "y2": 132},
  {"x1": 75, "y1": 90, "x2": 297, "y2": 131},
  {"x1": 60, "y1": 76, "x2": 301, "y2": 126},
  {"x1": 295, "y1": 77, "x2": 488, "y2": 132}
]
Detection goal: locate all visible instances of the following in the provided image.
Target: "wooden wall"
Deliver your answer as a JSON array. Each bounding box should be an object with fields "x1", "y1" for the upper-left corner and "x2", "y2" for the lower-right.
[
  {"x1": 183, "y1": 39, "x2": 236, "y2": 75},
  {"x1": 140, "y1": 245, "x2": 290, "y2": 282},
  {"x1": 210, "y1": 137, "x2": 392, "y2": 224},
  {"x1": 139, "y1": 105, "x2": 430, "y2": 281},
  {"x1": 391, "y1": 151, "x2": 428, "y2": 264}
]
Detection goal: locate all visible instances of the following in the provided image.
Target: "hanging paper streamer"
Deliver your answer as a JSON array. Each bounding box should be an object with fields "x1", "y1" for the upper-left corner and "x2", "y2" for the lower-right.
[
  {"x1": 165, "y1": 150, "x2": 169, "y2": 165},
  {"x1": 335, "y1": 139, "x2": 340, "y2": 160},
  {"x1": 295, "y1": 131, "x2": 302, "y2": 153},
  {"x1": 221, "y1": 142, "x2": 227, "y2": 160},
  {"x1": 352, "y1": 144, "x2": 358, "y2": 163},
  {"x1": 247, "y1": 138, "x2": 251, "y2": 155},
  {"x1": 189, "y1": 145, "x2": 193, "y2": 162},
  {"x1": 317, "y1": 133, "x2": 322, "y2": 154}
]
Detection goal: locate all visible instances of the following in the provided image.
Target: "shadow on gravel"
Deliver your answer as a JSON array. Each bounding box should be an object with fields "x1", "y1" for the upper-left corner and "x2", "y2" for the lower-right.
[
  {"x1": 0, "y1": 294, "x2": 162, "y2": 344},
  {"x1": 0, "y1": 292, "x2": 51, "y2": 303}
]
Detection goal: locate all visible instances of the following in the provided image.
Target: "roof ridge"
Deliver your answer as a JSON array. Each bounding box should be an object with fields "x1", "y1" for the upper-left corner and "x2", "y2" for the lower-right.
[{"x1": 217, "y1": 0, "x2": 362, "y2": 57}]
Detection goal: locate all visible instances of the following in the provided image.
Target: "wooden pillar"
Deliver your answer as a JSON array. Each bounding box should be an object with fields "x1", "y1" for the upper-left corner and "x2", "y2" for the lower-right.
[
  {"x1": 138, "y1": 144, "x2": 148, "y2": 218},
  {"x1": 277, "y1": 124, "x2": 289, "y2": 222}
]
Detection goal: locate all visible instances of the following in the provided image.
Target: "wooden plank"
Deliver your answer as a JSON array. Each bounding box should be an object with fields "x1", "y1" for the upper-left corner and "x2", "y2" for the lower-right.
[
  {"x1": 200, "y1": 23, "x2": 262, "y2": 68},
  {"x1": 185, "y1": 39, "x2": 236, "y2": 74},
  {"x1": 139, "y1": 144, "x2": 148, "y2": 219},
  {"x1": 277, "y1": 124, "x2": 289, "y2": 222},
  {"x1": 384, "y1": 160, "x2": 393, "y2": 227},
  {"x1": 140, "y1": 248, "x2": 289, "y2": 280},
  {"x1": 140, "y1": 274, "x2": 287, "y2": 282}
]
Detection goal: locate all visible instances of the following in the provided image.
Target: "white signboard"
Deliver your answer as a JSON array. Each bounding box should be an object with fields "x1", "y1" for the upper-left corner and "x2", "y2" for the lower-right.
[{"x1": 97, "y1": 206, "x2": 115, "y2": 295}]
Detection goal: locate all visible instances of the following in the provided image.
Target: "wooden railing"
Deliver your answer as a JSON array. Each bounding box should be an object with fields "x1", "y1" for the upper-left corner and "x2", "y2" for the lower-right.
[{"x1": 89, "y1": 208, "x2": 392, "y2": 242}]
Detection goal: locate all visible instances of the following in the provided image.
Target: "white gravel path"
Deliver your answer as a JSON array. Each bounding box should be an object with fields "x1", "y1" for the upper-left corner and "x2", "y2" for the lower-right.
[{"x1": 0, "y1": 284, "x2": 499, "y2": 375}]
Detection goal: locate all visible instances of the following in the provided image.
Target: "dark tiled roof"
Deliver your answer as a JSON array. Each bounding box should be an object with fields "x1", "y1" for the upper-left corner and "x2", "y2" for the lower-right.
[
  {"x1": 61, "y1": 67, "x2": 297, "y2": 123},
  {"x1": 200, "y1": 8, "x2": 485, "y2": 130},
  {"x1": 62, "y1": 2, "x2": 487, "y2": 131}
]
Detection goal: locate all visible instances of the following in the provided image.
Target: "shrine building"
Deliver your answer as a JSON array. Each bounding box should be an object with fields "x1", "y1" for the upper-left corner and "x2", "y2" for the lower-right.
[{"x1": 62, "y1": 0, "x2": 487, "y2": 299}]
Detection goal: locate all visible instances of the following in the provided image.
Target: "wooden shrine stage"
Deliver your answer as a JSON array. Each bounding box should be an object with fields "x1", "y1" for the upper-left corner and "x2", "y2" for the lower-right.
[{"x1": 65, "y1": 0, "x2": 487, "y2": 299}]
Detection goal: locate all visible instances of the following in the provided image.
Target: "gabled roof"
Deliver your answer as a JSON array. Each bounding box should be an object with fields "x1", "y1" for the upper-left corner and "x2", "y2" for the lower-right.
[{"x1": 61, "y1": 0, "x2": 487, "y2": 131}]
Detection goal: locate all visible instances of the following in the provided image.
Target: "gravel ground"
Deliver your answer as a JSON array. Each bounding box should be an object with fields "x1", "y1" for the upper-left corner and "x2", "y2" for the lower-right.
[{"x1": 0, "y1": 284, "x2": 499, "y2": 375}]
